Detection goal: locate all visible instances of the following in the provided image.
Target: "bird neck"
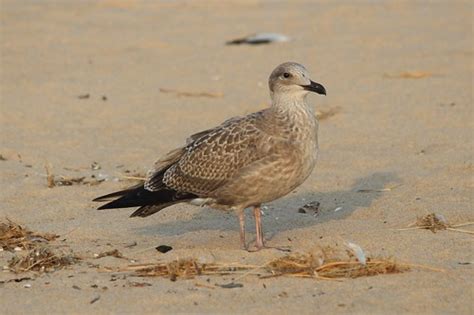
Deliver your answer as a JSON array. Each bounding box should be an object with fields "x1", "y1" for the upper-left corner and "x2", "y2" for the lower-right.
[{"x1": 270, "y1": 93, "x2": 315, "y2": 119}]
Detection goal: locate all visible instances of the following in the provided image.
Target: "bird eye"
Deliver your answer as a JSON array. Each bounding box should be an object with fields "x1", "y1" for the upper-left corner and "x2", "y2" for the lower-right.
[{"x1": 283, "y1": 72, "x2": 290, "y2": 78}]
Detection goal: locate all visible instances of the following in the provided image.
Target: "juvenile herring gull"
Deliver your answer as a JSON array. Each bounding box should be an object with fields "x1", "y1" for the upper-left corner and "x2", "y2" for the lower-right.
[{"x1": 93, "y1": 62, "x2": 326, "y2": 250}]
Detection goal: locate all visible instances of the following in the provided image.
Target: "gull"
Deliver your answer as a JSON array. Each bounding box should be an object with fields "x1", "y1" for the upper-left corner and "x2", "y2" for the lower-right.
[{"x1": 93, "y1": 62, "x2": 326, "y2": 250}]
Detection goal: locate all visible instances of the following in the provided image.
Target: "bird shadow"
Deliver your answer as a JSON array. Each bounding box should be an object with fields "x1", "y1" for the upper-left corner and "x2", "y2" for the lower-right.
[{"x1": 133, "y1": 172, "x2": 399, "y2": 240}]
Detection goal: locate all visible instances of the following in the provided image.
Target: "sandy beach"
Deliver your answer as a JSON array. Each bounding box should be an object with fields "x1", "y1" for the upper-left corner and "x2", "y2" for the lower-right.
[{"x1": 1, "y1": 1, "x2": 473, "y2": 314}]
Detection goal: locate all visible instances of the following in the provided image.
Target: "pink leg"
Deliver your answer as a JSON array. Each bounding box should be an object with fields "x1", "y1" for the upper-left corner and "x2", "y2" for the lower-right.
[
  {"x1": 238, "y1": 209, "x2": 247, "y2": 250},
  {"x1": 253, "y1": 205, "x2": 265, "y2": 250},
  {"x1": 251, "y1": 206, "x2": 291, "y2": 252}
]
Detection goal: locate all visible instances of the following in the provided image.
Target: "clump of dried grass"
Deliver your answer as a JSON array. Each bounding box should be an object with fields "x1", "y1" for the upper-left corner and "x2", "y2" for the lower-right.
[
  {"x1": 129, "y1": 259, "x2": 239, "y2": 281},
  {"x1": 8, "y1": 246, "x2": 80, "y2": 273},
  {"x1": 397, "y1": 213, "x2": 474, "y2": 234},
  {"x1": 0, "y1": 219, "x2": 58, "y2": 251},
  {"x1": 266, "y1": 252, "x2": 405, "y2": 279},
  {"x1": 123, "y1": 245, "x2": 425, "y2": 282},
  {"x1": 414, "y1": 213, "x2": 449, "y2": 232}
]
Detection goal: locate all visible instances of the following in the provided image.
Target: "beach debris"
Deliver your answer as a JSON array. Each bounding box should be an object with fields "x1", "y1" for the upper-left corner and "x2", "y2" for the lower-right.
[
  {"x1": 102, "y1": 96, "x2": 107, "y2": 101},
  {"x1": 357, "y1": 184, "x2": 401, "y2": 193},
  {"x1": 118, "y1": 244, "x2": 432, "y2": 282},
  {"x1": 0, "y1": 219, "x2": 58, "y2": 251},
  {"x1": 396, "y1": 213, "x2": 474, "y2": 234},
  {"x1": 44, "y1": 164, "x2": 107, "y2": 187},
  {"x1": 45, "y1": 164, "x2": 56, "y2": 188},
  {"x1": 415, "y1": 213, "x2": 449, "y2": 232},
  {"x1": 218, "y1": 282, "x2": 243, "y2": 289},
  {"x1": 95, "y1": 249, "x2": 126, "y2": 260},
  {"x1": 334, "y1": 207, "x2": 343, "y2": 212},
  {"x1": 316, "y1": 107, "x2": 340, "y2": 121},
  {"x1": 1, "y1": 219, "x2": 80, "y2": 273},
  {"x1": 120, "y1": 173, "x2": 146, "y2": 182},
  {"x1": 8, "y1": 246, "x2": 80, "y2": 273},
  {"x1": 298, "y1": 201, "x2": 320, "y2": 216},
  {"x1": 90, "y1": 295, "x2": 101, "y2": 304},
  {"x1": 77, "y1": 94, "x2": 90, "y2": 99},
  {"x1": 124, "y1": 241, "x2": 138, "y2": 248},
  {"x1": 156, "y1": 245, "x2": 173, "y2": 253},
  {"x1": 127, "y1": 281, "x2": 152, "y2": 287},
  {"x1": 226, "y1": 33, "x2": 290, "y2": 45},
  {"x1": 0, "y1": 276, "x2": 32, "y2": 284},
  {"x1": 345, "y1": 242, "x2": 367, "y2": 265},
  {"x1": 383, "y1": 71, "x2": 436, "y2": 79},
  {"x1": 55, "y1": 176, "x2": 105, "y2": 187},
  {"x1": 90, "y1": 162, "x2": 101, "y2": 170},
  {"x1": 159, "y1": 88, "x2": 223, "y2": 98}
]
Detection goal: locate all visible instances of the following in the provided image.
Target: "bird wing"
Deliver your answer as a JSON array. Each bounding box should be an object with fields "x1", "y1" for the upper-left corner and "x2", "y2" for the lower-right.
[{"x1": 145, "y1": 112, "x2": 270, "y2": 195}]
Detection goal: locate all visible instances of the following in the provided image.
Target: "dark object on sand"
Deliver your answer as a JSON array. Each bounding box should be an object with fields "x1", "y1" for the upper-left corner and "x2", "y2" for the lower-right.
[
  {"x1": 226, "y1": 33, "x2": 289, "y2": 45},
  {"x1": 156, "y1": 245, "x2": 173, "y2": 253}
]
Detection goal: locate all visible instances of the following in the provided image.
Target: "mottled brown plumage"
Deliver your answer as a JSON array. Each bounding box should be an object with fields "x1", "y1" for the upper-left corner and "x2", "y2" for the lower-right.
[{"x1": 94, "y1": 62, "x2": 326, "y2": 250}]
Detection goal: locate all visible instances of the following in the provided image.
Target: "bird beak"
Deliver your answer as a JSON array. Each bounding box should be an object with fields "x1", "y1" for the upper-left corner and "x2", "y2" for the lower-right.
[{"x1": 301, "y1": 80, "x2": 326, "y2": 95}]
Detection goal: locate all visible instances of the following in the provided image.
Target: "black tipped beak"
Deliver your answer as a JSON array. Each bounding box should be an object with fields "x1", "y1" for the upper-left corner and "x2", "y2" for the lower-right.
[{"x1": 301, "y1": 80, "x2": 326, "y2": 95}]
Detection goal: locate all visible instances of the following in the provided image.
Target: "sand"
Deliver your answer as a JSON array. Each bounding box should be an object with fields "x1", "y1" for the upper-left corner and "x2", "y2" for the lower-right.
[{"x1": 1, "y1": 0, "x2": 473, "y2": 314}]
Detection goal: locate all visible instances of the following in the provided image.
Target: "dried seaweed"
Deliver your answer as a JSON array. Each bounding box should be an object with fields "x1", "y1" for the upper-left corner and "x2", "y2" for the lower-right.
[
  {"x1": 0, "y1": 219, "x2": 58, "y2": 251},
  {"x1": 397, "y1": 213, "x2": 474, "y2": 234},
  {"x1": 123, "y1": 246, "x2": 422, "y2": 281},
  {"x1": 8, "y1": 246, "x2": 80, "y2": 273},
  {"x1": 414, "y1": 213, "x2": 449, "y2": 232}
]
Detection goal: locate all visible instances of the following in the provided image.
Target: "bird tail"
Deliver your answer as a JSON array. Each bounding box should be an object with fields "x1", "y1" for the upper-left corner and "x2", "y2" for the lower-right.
[{"x1": 93, "y1": 185, "x2": 197, "y2": 218}]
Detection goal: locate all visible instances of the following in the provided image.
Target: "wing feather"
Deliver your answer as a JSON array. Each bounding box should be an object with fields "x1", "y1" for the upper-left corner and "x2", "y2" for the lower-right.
[{"x1": 160, "y1": 112, "x2": 270, "y2": 195}]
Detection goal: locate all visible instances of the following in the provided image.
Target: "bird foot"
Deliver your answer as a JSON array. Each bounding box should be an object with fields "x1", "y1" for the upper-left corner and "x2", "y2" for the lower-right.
[{"x1": 247, "y1": 244, "x2": 291, "y2": 252}]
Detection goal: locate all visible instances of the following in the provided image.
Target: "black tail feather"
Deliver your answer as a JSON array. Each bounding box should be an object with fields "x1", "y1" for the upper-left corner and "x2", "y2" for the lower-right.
[
  {"x1": 93, "y1": 183, "x2": 143, "y2": 202},
  {"x1": 95, "y1": 185, "x2": 197, "y2": 216}
]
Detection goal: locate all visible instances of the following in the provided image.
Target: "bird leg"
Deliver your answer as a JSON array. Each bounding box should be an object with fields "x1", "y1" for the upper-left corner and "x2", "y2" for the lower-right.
[
  {"x1": 238, "y1": 209, "x2": 247, "y2": 250},
  {"x1": 253, "y1": 205, "x2": 265, "y2": 250},
  {"x1": 250, "y1": 205, "x2": 291, "y2": 252}
]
